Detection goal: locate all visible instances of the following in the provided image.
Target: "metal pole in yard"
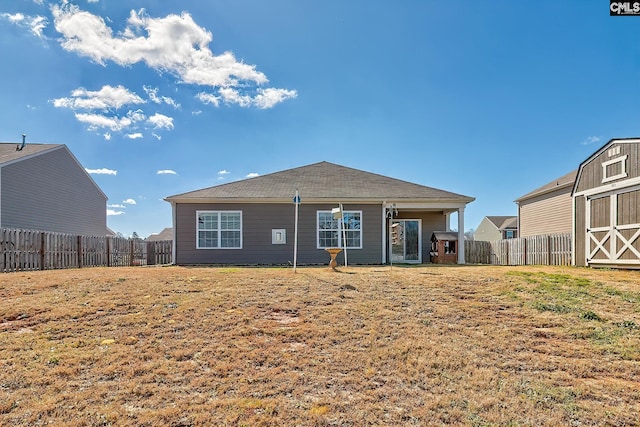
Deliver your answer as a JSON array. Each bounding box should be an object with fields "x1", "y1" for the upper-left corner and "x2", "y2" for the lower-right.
[
  {"x1": 340, "y1": 203, "x2": 347, "y2": 268},
  {"x1": 293, "y1": 190, "x2": 300, "y2": 273}
]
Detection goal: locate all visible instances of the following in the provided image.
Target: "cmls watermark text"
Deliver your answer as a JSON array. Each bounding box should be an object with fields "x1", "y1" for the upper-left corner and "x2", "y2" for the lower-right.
[{"x1": 610, "y1": 1, "x2": 640, "y2": 15}]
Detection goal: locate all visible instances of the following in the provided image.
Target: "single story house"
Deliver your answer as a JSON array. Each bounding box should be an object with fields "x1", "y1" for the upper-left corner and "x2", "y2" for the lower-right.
[
  {"x1": 515, "y1": 169, "x2": 577, "y2": 238},
  {"x1": 164, "y1": 161, "x2": 475, "y2": 265},
  {"x1": 572, "y1": 137, "x2": 640, "y2": 268},
  {"x1": 0, "y1": 140, "x2": 107, "y2": 236},
  {"x1": 474, "y1": 216, "x2": 518, "y2": 241}
]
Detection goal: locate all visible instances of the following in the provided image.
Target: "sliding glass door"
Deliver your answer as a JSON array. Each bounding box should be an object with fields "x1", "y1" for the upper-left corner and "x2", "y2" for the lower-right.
[{"x1": 390, "y1": 220, "x2": 421, "y2": 263}]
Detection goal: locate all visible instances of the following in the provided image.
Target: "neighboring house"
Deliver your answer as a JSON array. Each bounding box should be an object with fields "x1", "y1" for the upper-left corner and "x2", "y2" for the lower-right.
[
  {"x1": 474, "y1": 216, "x2": 518, "y2": 241},
  {"x1": 573, "y1": 137, "x2": 640, "y2": 268},
  {"x1": 147, "y1": 227, "x2": 173, "y2": 241},
  {"x1": 515, "y1": 169, "x2": 577, "y2": 238},
  {"x1": 164, "y1": 161, "x2": 475, "y2": 265},
  {"x1": 0, "y1": 141, "x2": 107, "y2": 236}
]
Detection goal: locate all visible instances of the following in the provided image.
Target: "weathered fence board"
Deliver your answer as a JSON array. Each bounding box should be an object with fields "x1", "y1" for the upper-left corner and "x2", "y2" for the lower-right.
[
  {"x1": 0, "y1": 228, "x2": 172, "y2": 273},
  {"x1": 466, "y1": 233, "x2": 572, "y2": 266}
]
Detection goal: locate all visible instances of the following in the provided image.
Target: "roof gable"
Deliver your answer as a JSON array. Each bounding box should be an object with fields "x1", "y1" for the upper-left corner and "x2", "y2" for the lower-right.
[
  {"x1": 0, "y1": 142, "x2": 108, "y2": 201},
  {"x1": 572, "y1": 137, "x2": 640, "y2": 195},
  {"x1": 486, "y1": 216, "x2": 517, "y2": 230},
  {"x1": 516, "y1": 169, "x2": 577, "y2": 202},
  {"x1": 166, "y1": 161, "x2": 474, "y2": 203}
]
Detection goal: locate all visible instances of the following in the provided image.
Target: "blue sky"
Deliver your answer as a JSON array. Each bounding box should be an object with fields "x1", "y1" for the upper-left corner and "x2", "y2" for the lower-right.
[{"x1": 1, "y1": 0, "x2": 638, "y2": 237}]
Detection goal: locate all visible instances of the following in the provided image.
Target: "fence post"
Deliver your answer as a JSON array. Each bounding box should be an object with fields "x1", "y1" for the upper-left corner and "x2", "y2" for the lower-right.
[
  {"x1": 129, "y1": 239, "x2": 134, "y2": 267},
  {"x1": 106, "y1": 237, "x2": 111, "y2": 267},
  {"x1": 548, "y1": 235, "x2": 552, "y2": 265},
  {"x1": 40, "y1": 232, "x2": 45, "y2": 271},
  {"x1": 77, "y1": 235, "x2": 82, "y2": 268}
]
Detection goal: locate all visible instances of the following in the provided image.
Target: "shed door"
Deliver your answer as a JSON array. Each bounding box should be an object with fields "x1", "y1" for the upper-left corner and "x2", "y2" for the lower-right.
[
  {"x1": 586, "y1": 195, "x2": 611, "y2": 262},
  {"x1": 586, "y1": 188, "x2": 640, "y2": 265}
]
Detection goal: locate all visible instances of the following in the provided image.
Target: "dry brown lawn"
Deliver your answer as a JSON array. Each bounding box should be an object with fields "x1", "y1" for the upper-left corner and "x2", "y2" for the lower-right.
[{"x1": 0, "y1": 264, "x2": 639, "y2": 426}]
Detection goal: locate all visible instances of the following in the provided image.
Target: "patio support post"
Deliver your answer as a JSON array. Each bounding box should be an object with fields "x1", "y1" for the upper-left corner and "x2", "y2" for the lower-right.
[{"x1": 457, "y1": 206, "x2": 465, "y2": 264}]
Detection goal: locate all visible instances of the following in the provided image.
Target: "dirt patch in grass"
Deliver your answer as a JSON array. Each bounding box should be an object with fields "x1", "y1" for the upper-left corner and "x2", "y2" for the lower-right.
[{"x1": 1, "y1": 265, "x2": 639, "y2": 426}]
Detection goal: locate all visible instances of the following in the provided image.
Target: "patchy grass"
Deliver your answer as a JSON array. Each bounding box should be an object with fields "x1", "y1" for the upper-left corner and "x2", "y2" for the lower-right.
[{"x1": 0, "y1": 265, "x2": 639, "y2": 426}]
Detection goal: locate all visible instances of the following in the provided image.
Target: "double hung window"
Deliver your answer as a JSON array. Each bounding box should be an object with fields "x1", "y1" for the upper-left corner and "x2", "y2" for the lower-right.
[
  {"x1": 197, "y1": 211, "x2": 242, "y2": 249},
  {"x1": 317, "y1": 211, "x2": 362, "y2": 249}
]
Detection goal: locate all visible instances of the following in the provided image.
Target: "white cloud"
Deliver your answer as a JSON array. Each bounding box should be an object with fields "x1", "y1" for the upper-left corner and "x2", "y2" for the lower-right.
[
  {"x1": 123, "y1": 198, "x2": 137, "y2": 205},
  {"x1": 51, "y1": 4, "x2": 296, "y2": 109},
  {"x1": 196, "y1": 92, "x2": 219, "y2": 107},
  {"x1": 1, "y1": 12, "x2": 48, "y2": 38},
  {"x1": 107, "y1": 209, "x2": 125, "y2": 216},
  {"x1": 581, "y1": 136, "x2": 602, "y2": 146},
  {"x1": 52, "y1": 85, "x2": 144, "y2": 110},
  {"x1": 108, "y1": 204, "x2": 125, "y2": 208},
  {"x1": 147, "y1": 113, "x2": 174, "y2": 130},
  {"x1": 85, "y1": 167, "x2": 117, "y2": 175},
  {"x1": 75, "y1": 112, "x2": 133, "y2": 131},
  {"x1": 143, "y1": 86, "x2": 180, "y2": 108},
  {"x1": 103, "y1": 132, "x2": 112, "y2": 140},
  {"x1": 125, "y1": 132, "x2": 143, "y2": 139},
  {"x1": 151, "y1": 132, "x2": 162, "y2": 140},
  {"x1": 218, "y1": 170, "x2": 230, "y2": 176},
  {"x1": 246, "y1": 172, "x2": 259, "y2": 178},
  {"x1": 157, "y1": 169, "x2": 177, "y2": 175},
  {"x1": 253, "y1": 88, "x2": 298, "y2": 109},
  {"x1": 75, "y1": 109, "x2": 145, "y2": 132},
  {"x1": 219, "y1": 87, "x2": 252, "y2": 107}
]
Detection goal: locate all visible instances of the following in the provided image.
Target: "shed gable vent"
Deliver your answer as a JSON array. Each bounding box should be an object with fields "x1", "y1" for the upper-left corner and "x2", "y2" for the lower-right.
[
  {"x1": 601, "y1": 155, "x2": 628, "y2": 184},
  {"x1": 607, "y1": 146, "x2": 621, "y2": 157}
]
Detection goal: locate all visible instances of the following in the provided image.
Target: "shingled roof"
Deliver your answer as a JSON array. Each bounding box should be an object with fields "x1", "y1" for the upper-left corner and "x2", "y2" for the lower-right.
[
  {"x1": 515, "y1": 169, "x2": 577, "y2": 202},
  {"x1": 486, "y1": 216, "x2": 517, "y2": 230},
  {"x1": 165, "y1": 161, "x2": 474, "y2": 203},
  {"x1": 0, "y1": 142, "x2": 63, "y2": 165}
]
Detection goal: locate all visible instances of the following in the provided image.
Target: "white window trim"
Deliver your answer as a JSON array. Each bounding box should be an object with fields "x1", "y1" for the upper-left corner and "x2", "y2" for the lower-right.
[
  {"x1": 602, "y1": 155, "x2": 628, "y2": 184},
  {"x1": 316, "y1": 210, "x2": 363, "y2": 249},
  {"x1": 272, "y1": 229, "x2": 286, "y2": 245},
  {"x1": 196, "y1": 210, "x2": 243, "y2": 249}
]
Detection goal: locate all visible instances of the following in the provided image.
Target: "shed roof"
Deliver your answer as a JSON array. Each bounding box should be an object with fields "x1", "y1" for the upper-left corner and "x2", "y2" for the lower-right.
[
  {"x1": 166, "y1": 161, "x2": 475, "y2": 203},
  {"x1": 515, "y1": 169, "x2": 577, "y2": 203},
  {"x1": 432, "y1": 231, "x2": 459, "y2": 241}
]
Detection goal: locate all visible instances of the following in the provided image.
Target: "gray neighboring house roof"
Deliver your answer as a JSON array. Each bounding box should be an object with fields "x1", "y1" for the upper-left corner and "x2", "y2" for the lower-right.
[
  {"x1": 485, "y1": 216, "x2": 517, "y2": 231},
  {"x1": 166, "y1": 161, "x2": 475, "y2": 203},
  {"x1": 515, "y1": 169, "x2": 578, "y2": 202},
  {"x1": 1, "y1": 142, "x2": 64, "y2": 164},
  {"x1": 147, "y1": 227, "x2": 173, "y2": 241}
]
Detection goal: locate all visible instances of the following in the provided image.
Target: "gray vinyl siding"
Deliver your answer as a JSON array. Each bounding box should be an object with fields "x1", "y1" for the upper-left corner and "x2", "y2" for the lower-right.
[
  {"x1": 175, "y1": 202, "x2": 383, "y2": 265},
  {"x1": 473, "y1": 217, "x2": 501, "y2": 242},
  {"x1": 1, "y1": 147, "x2": 107, "y2": 235},
  {"x1": 518, "y1": 187, "x2": 573, "y2": 237}
]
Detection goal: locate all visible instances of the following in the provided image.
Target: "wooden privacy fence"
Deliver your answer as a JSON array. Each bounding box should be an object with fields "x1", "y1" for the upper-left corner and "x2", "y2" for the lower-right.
[
  {"x1": 465, "y1": 233, "x2": 572, "y2": 266},
  {"x1": 0, "y1": 228, "x2": 172, "y2": 273}
]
